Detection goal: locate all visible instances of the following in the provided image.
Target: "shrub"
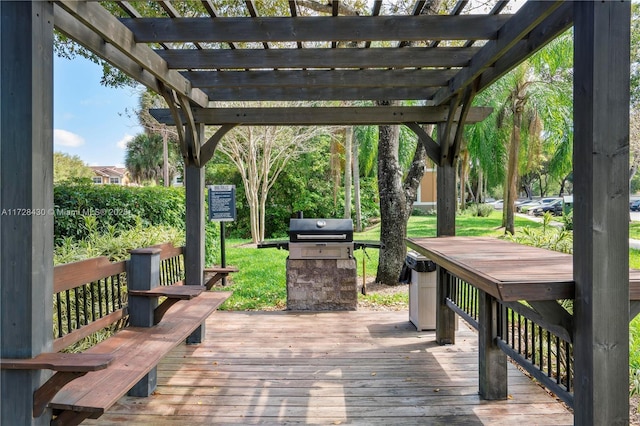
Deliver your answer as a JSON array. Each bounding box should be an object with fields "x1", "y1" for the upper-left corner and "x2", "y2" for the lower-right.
[
  {"x1": 562, "y1": 210, "x2": 573, "y2": 230},
  {"x1": 461, "y1": 203, "x2": 494, "y2": 217},
  {"x1": 54, "y1": 216, "x2": 184, "y2": 264},
  {"x1": 54, "y1": 182, "x2": 185, "y2": 244},
  {"x1": 504, "y1": 212, "x2": 573, "y2": 254}
]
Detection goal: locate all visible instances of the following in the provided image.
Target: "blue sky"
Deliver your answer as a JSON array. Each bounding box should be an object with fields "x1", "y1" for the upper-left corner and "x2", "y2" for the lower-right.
[{"x1": 54, "y1": 55, "x2": 144, "y2": 167}]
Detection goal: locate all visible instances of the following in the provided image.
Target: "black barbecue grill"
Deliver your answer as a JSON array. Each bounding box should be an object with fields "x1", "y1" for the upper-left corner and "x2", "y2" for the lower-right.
[{"x1": 288, "y1": 218, "x2": 354, "y2": 260}]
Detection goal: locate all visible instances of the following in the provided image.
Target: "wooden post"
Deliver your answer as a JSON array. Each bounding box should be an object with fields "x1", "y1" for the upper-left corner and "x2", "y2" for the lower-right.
[
  {"x1": 127, "y1": 248, "x2": 161, "y2": 396},
  {"x1": 185, "y1": 124, "x2": 206, "y2": 343},
  {"x1": 435, "y1": 122, "x2": 456, "y2": 345},
  {"x1": 1, "y1": 2, "x2": 54, "y2": 424},
  {"x1": 127, "y1": 248, "x2": 162, "y2": 327},
  {"x1": 573, "y1": 2, "x2": 630, "y2": 425},
  {"x1": 478, "y1": 290, "x2": 507, "y2": 400}
]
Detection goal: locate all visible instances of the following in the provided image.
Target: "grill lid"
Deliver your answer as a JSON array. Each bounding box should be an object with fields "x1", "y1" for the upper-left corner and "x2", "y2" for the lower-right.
[{"x1": 289, "y1": 218, "x2": 353, "y2": 242}]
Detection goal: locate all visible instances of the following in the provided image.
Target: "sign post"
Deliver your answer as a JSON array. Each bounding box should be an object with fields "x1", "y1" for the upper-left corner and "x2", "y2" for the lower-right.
[{"x1": 208, "y1": 185, "x2": 236, "y2": 286}]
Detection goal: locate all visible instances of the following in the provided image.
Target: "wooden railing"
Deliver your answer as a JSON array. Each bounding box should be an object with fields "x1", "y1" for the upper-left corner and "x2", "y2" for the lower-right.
[
  {"x1": 52, "y1": 243, "x2": 186, "y2": 352},
  {"x1": 445, "y1": 273, "x2": 574, "y2": 407},
  {"x1": 53, "y1": 257, "x2": 127, "y2": 352},
  {"x1": 148, "y1": 242, "x2": 185, "y2": 286}
]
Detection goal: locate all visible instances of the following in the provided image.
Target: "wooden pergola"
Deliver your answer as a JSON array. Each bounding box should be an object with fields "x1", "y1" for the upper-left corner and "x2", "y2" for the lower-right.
[{"x1": 0, "y1": 1, "x2": 630, "y2": 425}]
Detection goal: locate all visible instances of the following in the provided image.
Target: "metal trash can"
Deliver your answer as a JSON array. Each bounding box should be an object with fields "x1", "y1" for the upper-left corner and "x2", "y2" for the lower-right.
[{"x1": 406, "y1": 251, "x2": 437, "y2": 331}]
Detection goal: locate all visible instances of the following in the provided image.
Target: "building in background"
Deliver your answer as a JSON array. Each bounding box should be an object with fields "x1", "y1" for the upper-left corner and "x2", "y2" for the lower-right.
[
  {"x1": 414, "y1": 167, "x2": 437, "y2": 212},
  {"x1": 90, "y1": 166, "x2": 129, "y2": 185}
]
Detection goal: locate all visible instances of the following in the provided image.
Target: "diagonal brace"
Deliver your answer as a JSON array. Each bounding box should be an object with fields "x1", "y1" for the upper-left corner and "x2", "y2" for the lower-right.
[
  {"x1": 405, "y1": 122, "x2": 441, "y2": 164},
  {"x1": 200, "y1": 124, "x2": 238, "y2": 165}
]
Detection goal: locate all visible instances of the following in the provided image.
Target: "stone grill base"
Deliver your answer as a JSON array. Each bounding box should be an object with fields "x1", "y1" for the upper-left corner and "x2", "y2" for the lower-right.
[{"x1": 286, "y1": 258, "x2": 357, "y2": 311}]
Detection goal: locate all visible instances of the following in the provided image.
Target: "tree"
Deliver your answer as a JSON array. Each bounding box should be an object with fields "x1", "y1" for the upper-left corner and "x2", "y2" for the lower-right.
[
  {"x1": 135, "y1": 90, "x2": 182, "y2": 187},
  {"x1": 125, "y1": 133, "x2": 180, "y2": 185},
  {"x1": 216, "y1": 119, "x2": 332, "y2": 243},
  {"x1": 375, "y1": 0, "x2": 444, "y2": 285},
  {"x1": 344, "y1": 127, "x2": 354, "y2": 219},
  {"x1": 53, "y1": 152, "x2": 94, "y2": 183},
  {"x1": 489, "y1": 32, "x2": 573, "y2": 234},
  {"x1": 376, "y1": 100, "x2": 429, "y2": 285},
  {"x1": 465, "y1": 84, "x2": 509, "y2": 204}
]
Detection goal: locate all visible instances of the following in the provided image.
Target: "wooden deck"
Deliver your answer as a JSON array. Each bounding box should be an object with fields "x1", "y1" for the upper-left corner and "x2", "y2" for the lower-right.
[{"x1": 83, "y1": 310, "x2": 573, "y2": 425}]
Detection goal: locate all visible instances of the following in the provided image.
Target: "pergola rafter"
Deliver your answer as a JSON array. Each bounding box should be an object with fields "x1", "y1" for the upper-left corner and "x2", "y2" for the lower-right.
[{"x1": 119, "y1": 15, "x2": 512, "y2": 43}]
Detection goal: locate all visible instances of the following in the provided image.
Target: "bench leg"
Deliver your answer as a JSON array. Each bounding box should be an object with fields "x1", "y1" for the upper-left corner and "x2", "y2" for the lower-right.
[
  {"x1": 128, "y1": 366, "x2": 157, "y2": 397},
  {"x1": 478, "y1": 289, "x2": 507, "y2": 400},
  {"x1": 187, "y1": 323, "x2": 205, "y2": 344}
]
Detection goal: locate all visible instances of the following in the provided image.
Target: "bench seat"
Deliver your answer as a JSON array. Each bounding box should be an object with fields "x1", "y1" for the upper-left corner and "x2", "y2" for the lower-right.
[{"x1": 49, "y1": 291, "x2": 231, "y2": 426}]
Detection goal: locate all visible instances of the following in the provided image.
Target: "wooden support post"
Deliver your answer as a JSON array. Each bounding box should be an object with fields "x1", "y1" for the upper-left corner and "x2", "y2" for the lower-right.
[
  {"x1": 573, "y1": 2, "x2": 631, "y2": 425},
  {"x1": 127, "y1": 248, "x2": 162, "y2": 327},
  {"x1": 478, "y1": 290, "x2": 507, "y2": 400},
  {"x1": 435, "y1": 122, "x2": 456, "y2": 345},
  {"x1": 1, "y1": 2, "x2": 54, "y2": 424},
  {"x1": 184, "y1": 123, "x2": 206, "y2": 343},
  {"x1": 127, "y1": 247, "x2": 161, "y2": 396}
]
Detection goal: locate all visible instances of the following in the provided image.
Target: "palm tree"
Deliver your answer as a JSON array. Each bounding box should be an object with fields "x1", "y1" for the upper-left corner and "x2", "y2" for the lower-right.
[
  {"x1": 467, "y1": 32, "x2": 573, "y2": 234},
  {"x1": 465, "y1": 85, "x2": 509, "y2": 204},
  {"x1": 125, "y1": 133, "x2": 175, "y2": 185}
]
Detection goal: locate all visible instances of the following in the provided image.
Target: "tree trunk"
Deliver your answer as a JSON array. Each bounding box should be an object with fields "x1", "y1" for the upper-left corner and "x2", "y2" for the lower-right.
[
  {"x1": 505, "y1": 111, "x2": 522, "y2": 235},
  {"x1": 162, "y1": 131, "x2": 169, "y2": 187},
  {"x1": 344, "y1": 127, "x2": 353, "y2": 219},
  {"x1": 353, "y1": 129, "x2": 363, "y2": 232},
  {"x1": 376, "y1": 115, "x2": 406, "y2": 284},
  {"x1": 330, "y1": 137, "x2": 342, "y2": 213},
  {"x1": 477, "y1": 168, "x2": 484, "y2": 203},
  {"x1": 375, "y1": 106, "x2": 428, "y2": 285},
  {"x1": 459, "y1": 150, "x2": 469, "y2": 210}
]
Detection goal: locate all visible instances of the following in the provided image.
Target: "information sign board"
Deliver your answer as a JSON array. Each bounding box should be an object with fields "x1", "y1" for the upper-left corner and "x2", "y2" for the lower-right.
[{"x1": 208, "y1": 185, "x2": 236, "y2": 221}]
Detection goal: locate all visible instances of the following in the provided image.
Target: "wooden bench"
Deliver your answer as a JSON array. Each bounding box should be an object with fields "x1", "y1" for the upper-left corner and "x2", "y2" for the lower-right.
[
  {"x1": 0, "y1": 244, "x2": 234, "y2": 426},
  {"x1": 47, "y1": 291, "x2": 230, "y2": 426}
]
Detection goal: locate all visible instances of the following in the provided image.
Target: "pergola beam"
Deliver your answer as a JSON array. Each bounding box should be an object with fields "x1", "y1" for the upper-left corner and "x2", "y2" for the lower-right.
[
  {"x1": 182, "y1": 69, "x2": 457, "y2": 89},
  {"x1": 433, "y1": 0, "x2": 564, "y2": 106},
  {"x1": 201, "y1": 87, "x2": 439, "y2": 102},
  {"x1": 156, "y1": 47, "x2": 480, "y2": 70},
  {"x1": 55, "y1": 1, "x2": 209, "y2": 107},
  {"x1": 120, "y1": 15, "x2": 511, "y2": 43},
  {"x1": 53, "y1": 5, "x2": 162, "y2": 95},
  {"x1": 149, "y1": 106, "x2": 493, "y2": 126}
]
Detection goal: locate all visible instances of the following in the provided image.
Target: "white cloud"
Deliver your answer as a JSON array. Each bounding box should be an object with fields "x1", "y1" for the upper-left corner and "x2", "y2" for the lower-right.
[
  {"x1": 116, "y1": 134, "x2": 134, "y2": 150},
  {"x1": 54, "y1": 129, "x2": 85, "y2": 147}
]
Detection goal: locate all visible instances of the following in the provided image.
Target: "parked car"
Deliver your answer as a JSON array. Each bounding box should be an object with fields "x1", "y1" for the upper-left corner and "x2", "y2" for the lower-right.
[
  {"x1": 631, "y1": 200, "x2": 640, "y2": 211},
  {"x1": 531, "y1": 199, "x2": 564, "y2": 216},
  {"x1": 516, "y1": 199, "x2": 541, "y2": 213},
  {"x1": 491, "y1": 199, "x2": 504, "y2": 210},
  {"x1": 520, "y1": 201, "x2": 543, "y2": 214}
]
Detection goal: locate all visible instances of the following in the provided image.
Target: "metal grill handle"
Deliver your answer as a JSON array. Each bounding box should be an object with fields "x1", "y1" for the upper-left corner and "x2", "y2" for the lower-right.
[{"x1": 296, "y1": 234, "x2": 347, "y2": 240}]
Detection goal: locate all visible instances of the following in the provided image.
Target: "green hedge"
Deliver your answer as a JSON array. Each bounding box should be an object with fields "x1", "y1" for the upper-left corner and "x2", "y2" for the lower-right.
[{"x1": 54, "y1": 182, "x2": 185, "y2": 243}]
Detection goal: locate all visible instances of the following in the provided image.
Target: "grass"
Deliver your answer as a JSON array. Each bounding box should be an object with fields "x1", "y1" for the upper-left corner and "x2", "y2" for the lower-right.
[
  {"x1": 631, "y1": 222, "x2": 640, "y2": 240},
  {"x1": 216, "y1": 210, "x2": 543, "y2": 311}
]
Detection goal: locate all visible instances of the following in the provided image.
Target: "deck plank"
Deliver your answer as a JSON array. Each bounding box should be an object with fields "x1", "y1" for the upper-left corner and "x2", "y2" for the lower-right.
[{"x1": 84, "y1": 310, "x2": 573, "y2": 425}]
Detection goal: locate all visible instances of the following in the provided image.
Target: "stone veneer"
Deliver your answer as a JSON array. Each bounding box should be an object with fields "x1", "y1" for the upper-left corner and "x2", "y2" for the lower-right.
[{"x1": 286, "y1": 258, "x2": 357, "y2": 310}]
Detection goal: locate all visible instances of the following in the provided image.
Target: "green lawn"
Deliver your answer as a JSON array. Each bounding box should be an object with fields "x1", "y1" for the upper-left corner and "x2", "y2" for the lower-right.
[
  {"x1": 631, "y1": 222, "x2": 640, "y2": 240},
  {"x1": 218, "y1": 211, "x2": 542, "y2": 310}
]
